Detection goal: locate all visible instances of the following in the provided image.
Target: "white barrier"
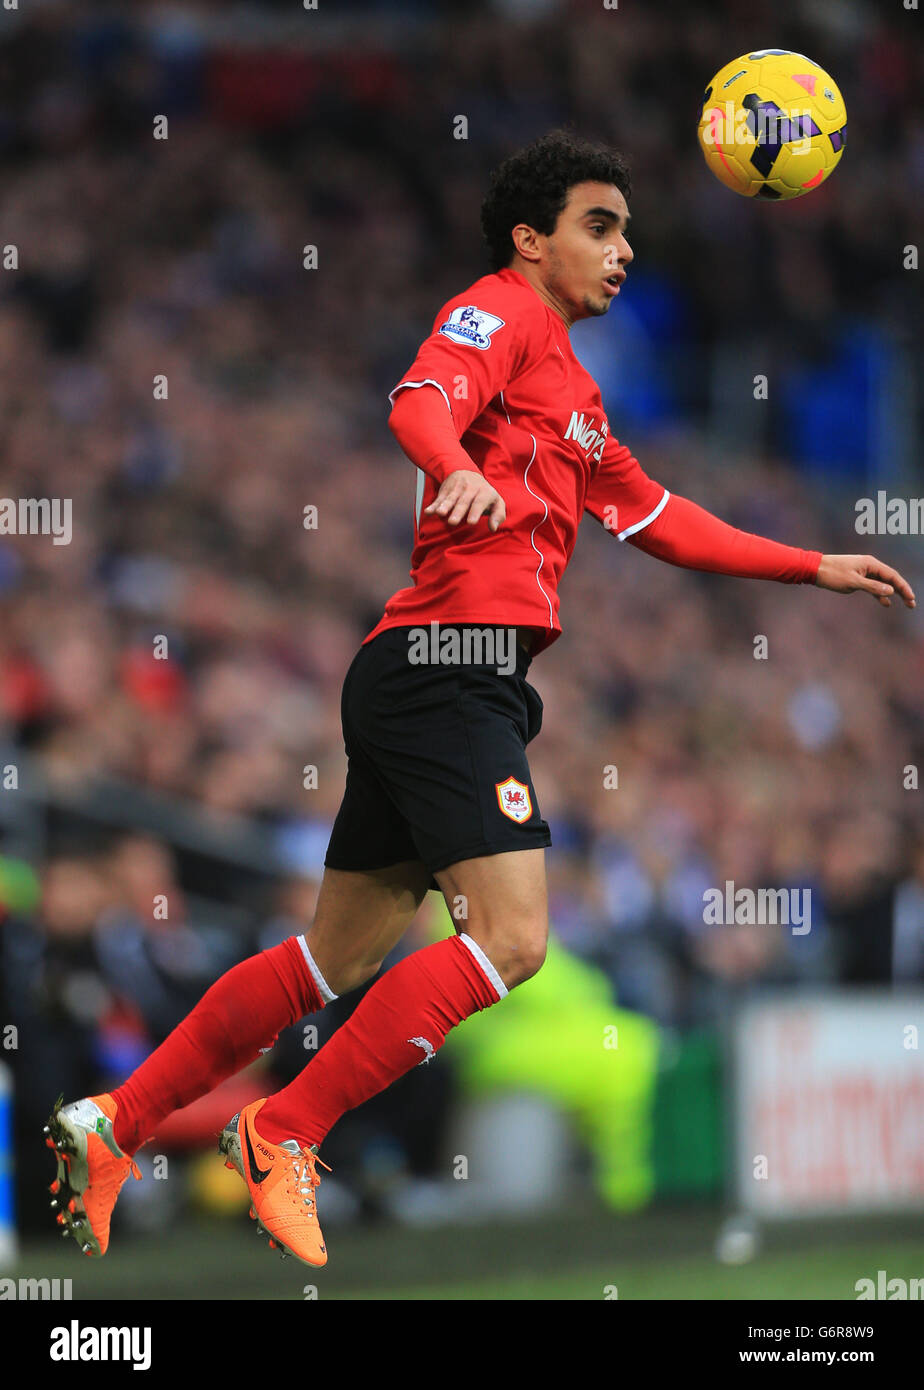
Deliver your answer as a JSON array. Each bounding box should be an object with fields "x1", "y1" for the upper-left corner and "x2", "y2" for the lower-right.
[{"x1": 733, "y1": 991, "x2": 924, "y2": 1216}]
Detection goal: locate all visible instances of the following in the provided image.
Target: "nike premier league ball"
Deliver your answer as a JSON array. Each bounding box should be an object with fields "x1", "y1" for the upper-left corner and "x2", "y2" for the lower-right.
[{"x1": 697, "y1": 49, "x2": 847, "y2": 199}]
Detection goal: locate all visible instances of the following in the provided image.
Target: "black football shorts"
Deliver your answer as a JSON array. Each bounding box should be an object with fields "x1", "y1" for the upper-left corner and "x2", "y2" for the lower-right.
[{"x1": 324, "y1": 625, "x2": 551, "y2": 885}]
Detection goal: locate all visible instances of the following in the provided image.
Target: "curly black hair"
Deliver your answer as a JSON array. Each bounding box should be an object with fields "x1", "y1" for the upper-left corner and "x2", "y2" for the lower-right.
[{"x1": 480, "y1": 129, "x2": 632, "y2": 273}]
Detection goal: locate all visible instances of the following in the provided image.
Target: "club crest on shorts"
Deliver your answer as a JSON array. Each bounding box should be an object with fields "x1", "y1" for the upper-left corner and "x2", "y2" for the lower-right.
[
  {"x1": 496, "y1": 776, "x2": 532, "y2": 823},
  {"x1": 438, "y1": 305, "x2": 505, "y2": 350}
]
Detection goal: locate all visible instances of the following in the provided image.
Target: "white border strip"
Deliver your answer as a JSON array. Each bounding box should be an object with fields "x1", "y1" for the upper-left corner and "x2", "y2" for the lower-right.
[
  {"x1": 617, "y1": 487, "x2": 670, "y2": 541},
  {"x1": 388, "y1": 378, "x2": 453, "y2": 416},
  {"x1": 459, "y1": 933, "x2": 508, "y2": 1000},
  {"x1": 414, "y1": 466, "x2": 426, "y2": 529},
  {"x1": 391, "y1": 381, "x2": 455, "y2": 531},
  {"x1": 296, "y1": 935, "x2": 339, "y2": 1003},
  {"x1": 500, "y1": 391, "x2": 554, "y2": 629}
]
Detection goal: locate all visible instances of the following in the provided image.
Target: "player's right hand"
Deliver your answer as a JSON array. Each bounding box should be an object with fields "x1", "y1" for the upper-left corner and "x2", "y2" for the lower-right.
[{"x1": 424, "y1": 469, "x2": 506, "y2": 532}]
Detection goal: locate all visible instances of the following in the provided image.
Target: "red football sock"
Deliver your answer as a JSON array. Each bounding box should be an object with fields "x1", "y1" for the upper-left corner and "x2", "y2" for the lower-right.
[
  {"x1": 257, "y1": 932, "x2": 506, "y2": 1149},
  {"x1": 110, "y1": 937, "x2": 328, "y2": 1156}
]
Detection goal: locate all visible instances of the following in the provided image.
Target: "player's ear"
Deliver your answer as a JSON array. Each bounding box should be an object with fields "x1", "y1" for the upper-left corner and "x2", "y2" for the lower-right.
[{"x1": 511, "y1": 224, "x2": 541, "y2": 263}]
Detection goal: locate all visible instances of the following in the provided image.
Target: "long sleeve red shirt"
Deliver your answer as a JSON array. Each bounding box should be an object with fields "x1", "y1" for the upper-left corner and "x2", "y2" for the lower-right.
[{"x1": 367, "y1": 268, "x2": 821, "y2": 657}]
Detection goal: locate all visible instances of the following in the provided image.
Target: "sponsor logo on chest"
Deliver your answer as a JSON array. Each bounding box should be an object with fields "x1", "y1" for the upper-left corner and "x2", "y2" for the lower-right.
[{"x1": 564, "y1": 410, "x2": 608, "y2": 463}]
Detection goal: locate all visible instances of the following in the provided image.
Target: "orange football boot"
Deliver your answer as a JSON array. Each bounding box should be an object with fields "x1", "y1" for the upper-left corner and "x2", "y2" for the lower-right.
[
  {"x1": 44, "y1": 1094, "x2": 141, "y2": 1256},
  {"x1": 218, "y1": 1098, "x2": 330, "y2": 1267}
]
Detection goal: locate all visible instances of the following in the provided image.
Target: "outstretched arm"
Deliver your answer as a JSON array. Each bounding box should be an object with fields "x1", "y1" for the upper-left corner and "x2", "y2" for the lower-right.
[{"x1": 627, "y1": 493, "x2": 915, "y2": 608}]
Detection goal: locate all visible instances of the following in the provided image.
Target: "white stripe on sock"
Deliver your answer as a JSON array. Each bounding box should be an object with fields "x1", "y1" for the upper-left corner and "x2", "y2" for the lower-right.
[
  {"x1": 296, "y1": 935, "x2": 339, "y2": 1004},
  {"x1": 458, "y1": 933, "x2": 508, "y2": 1000}
]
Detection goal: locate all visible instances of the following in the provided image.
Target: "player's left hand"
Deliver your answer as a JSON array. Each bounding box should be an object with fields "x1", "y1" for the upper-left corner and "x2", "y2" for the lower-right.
[{"x1": 815, "y1": 554, "x2": 916, "y2": 609}]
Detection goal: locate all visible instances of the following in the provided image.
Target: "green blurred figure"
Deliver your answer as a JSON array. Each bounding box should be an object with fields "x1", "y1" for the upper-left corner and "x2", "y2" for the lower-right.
[{"x1": 437, "y1": 906, "x2": 660, "y2": 1211}]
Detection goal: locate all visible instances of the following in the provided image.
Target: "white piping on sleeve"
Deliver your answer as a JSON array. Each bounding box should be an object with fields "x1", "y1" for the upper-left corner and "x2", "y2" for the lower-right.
[
  {"x1": 388, "y1": 378, "x2": 453, "y2": 415},
  {"x1": 389, "y1": 380, "x2": 454, "y2": 530},
  {"x1": 617, "y1": 487, "x2": 670, "y2": 541}
]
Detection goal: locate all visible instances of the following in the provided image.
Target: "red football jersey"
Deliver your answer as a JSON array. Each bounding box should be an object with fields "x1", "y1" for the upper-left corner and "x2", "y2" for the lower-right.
[{"x1": 364, "y1": 267, "x2": 668, "y2": 656}]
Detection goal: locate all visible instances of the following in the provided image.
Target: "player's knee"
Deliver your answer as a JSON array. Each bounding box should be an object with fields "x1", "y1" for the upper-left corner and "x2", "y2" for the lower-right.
[
  {"x1": 329, "y1": 955, "x2": 384, "y2": 996},
  {"x1": 358, "y1": 955, "x2": 387, "y2": 987},
  {"x1": 497, "y1": 933, "x2": 547, "y2": 989}
]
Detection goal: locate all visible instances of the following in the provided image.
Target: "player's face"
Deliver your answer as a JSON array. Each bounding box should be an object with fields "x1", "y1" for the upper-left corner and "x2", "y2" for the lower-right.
[{"x1": 543, "y1": 182, "x2": 634, "y2": 322}]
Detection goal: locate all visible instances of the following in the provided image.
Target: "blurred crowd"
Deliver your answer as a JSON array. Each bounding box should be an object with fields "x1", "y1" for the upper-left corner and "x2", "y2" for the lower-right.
[{"x1": 0, "y1": 1, "x2": 922, "y2": 1228}]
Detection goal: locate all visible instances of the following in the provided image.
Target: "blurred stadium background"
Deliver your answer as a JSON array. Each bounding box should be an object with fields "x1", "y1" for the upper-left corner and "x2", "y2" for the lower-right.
[{"x1": 0, "y1": 0, "x2": 922, "y2": 1301}]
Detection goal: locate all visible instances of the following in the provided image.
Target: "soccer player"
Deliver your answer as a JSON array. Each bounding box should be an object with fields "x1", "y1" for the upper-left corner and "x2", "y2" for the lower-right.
[{"x1": 45, "y1": 130, "x2": 914, "y2": 1267}]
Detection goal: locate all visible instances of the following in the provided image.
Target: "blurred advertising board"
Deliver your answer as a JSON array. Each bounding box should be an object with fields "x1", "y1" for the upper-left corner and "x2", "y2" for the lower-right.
[{"x1": 733, "y1": 994, "x2": 924, "y2": 1215}]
